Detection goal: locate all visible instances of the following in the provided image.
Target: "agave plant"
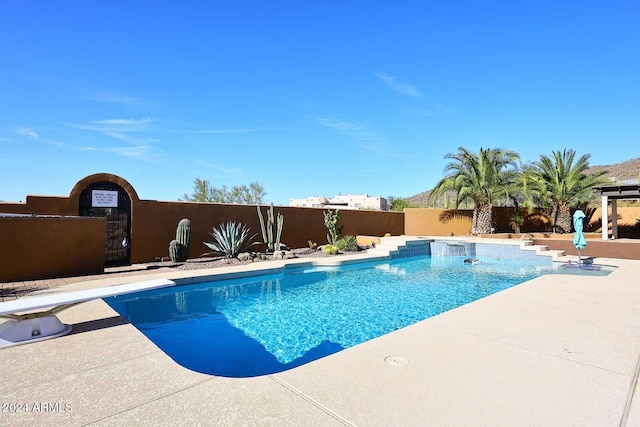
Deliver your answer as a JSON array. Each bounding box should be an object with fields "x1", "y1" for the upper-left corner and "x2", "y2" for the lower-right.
[
  {"x1": 335, "y1": 235, "x2": 359, "y2": 252},
  {"x1": 203, "y1": 221, "x2": 258, "y2": 258}
]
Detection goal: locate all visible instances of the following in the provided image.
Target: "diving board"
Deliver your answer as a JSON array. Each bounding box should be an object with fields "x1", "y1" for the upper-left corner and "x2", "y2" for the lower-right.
[{"x1": 0, "y1": 278, "x2": 175, "y2": 349}]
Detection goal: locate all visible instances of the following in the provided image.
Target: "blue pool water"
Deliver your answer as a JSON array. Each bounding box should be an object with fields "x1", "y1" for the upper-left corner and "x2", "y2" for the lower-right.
[{"x1": 105, "y1": 255, "x2": 611, "y2": 377}]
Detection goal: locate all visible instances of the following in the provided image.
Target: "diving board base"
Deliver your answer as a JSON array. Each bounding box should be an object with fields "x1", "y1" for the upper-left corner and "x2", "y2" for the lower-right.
[
  {"x1": 0, "y1": 278, "x2": 176, "y2": 349},
  {"x1": 0, "y1": 316, "x2": 73, "y2": 349}
]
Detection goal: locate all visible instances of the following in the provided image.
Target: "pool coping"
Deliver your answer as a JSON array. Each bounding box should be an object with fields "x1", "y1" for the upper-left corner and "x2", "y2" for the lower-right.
[{"x1": 3, "y1": 236, "x2": 640, "y2": 426}]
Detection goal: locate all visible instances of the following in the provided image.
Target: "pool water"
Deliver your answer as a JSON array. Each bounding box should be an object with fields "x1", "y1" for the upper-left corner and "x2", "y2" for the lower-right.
[{"x1": 105, "y1": 255, "x2": 611, "y2": 377}]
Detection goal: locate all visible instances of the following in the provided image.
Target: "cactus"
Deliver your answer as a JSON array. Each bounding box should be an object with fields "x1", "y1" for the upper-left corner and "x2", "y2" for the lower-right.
[
  {"x1": 169, "y1": 218, "x2": 191, "y2": 262},
  {"x1": 169, "y1": 239, "x2": 183, "y2": 262},
  {"x1": 176, "y1": 218, "x2": 191, "y2": 255},
  {"x1": 323, "y1": 209, "x2": 343, "y2": 245},
  {"x1": 257, "y1": 204, "x2": 284, "y2": 252}
]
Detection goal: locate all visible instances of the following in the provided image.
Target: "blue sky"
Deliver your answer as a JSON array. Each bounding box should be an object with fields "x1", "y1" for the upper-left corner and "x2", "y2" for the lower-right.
[{"x1": 1, "y1": 1, "x2": 638, "y2": 204}]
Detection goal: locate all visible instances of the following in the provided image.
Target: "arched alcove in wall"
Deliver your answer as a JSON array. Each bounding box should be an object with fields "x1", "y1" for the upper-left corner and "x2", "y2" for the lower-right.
[{"x1": 70, "y1": 173, "x2": 139, "y2": 266}]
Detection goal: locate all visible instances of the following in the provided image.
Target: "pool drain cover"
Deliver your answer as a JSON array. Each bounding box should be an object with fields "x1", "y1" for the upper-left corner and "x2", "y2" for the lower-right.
[{"x1": 385, "y1": 356, "x2": 409, "y2": 367}]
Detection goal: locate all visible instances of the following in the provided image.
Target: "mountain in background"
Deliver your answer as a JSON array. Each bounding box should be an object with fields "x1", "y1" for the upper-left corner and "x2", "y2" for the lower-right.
[
  {"x1": 585, "y1": 157, "x2": 640, "y2": 183},
  {"x1": 406, "y1": 157, "x2": 640, "y2": 207}
]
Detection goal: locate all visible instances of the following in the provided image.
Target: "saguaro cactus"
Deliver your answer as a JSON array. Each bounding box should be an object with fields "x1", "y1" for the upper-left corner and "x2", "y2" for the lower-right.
[
  {"x1": 169, "y1": 218, "x2": 191, "y2": 262},
  {"x1": 176, "y1": 219, "x2": 191, "y2": 252},
  {"x1": 257, "y1": 204, "x2": 284, "y2": 252},
  {"x1": 168, "y1": 239, "x2": 182, "y2": 262}
]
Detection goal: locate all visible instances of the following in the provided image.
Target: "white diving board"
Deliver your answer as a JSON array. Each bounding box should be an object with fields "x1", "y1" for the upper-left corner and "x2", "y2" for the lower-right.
[{"x1": 0, "y1": 278, "x2": 175, "y2": 349}]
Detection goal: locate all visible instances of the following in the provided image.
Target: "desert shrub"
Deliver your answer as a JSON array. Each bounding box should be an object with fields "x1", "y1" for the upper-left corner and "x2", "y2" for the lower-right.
[
  {"x1": 203, "y1": 221, "x2": 257, "y2": 258},
  {"x1": 323, "y1": 245, "x2": 339, "y2": 255},
  {"x1": 384, "y1": 232, "x2": 391, "y2": 237},
  {"x1": 509, "y1": 213, "x2": 525, "y2": 234},
  {"x1": 335, "y1": 235, "x2": 359, "y2": 252},
  {"x1": 308, "y1": 240, "x2": 317, "y2": 250}
]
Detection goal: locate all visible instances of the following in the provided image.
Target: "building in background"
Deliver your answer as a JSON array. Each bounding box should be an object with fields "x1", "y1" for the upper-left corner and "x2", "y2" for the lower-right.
[
  {"x1": 289, "y1": 194, "x2": 388, "y2": 210},
  {"x1": 287, "y1": 196, "x2": 330, "y2": 208}
]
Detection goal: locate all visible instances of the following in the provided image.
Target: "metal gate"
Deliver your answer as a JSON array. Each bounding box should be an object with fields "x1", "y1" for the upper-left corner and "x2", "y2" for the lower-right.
[{"x1": 79, "y1": 182, "x2": 131, "y2": 266}]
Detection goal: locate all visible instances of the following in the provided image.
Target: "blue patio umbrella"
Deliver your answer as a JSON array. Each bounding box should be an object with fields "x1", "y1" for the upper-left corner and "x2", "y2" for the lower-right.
[{"x1": 572, "y1": 209, "x2": 587, "y2": 264}]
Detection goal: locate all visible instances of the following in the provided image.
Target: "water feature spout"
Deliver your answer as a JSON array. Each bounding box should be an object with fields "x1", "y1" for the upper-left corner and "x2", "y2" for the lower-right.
[{"x1": 445, "y1": 243, "x2": 467, "y2": 257}]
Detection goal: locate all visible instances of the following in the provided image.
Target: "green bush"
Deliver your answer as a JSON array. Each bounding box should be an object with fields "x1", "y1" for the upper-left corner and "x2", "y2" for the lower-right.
[
  {"x1": 335, "y1": 235, "x2": 359, "y2": 252},
  {"x1": 203, "y1": 221, "x2": 258, "y2": 258},
  {"x1": 323, "y1": 245, "x2": 339, "y2": 255}
]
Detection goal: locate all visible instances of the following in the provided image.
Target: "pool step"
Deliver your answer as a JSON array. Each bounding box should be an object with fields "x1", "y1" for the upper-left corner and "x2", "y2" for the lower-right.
[
  {"x1": 520, "y1": 242, "x2": 565, "y2": 259},
  {"x1": 366, "y1": 236, "x2": 413, "y2": 257},
  {"x1": 366, "y1": 237, "x2": 566, "y2": 260}
]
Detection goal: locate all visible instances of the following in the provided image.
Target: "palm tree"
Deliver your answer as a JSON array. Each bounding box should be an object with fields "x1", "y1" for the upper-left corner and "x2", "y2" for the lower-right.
[
  {"x1": 429, "y1": 147, "x2": 520, "y2": 234},
  {"x1": 531, "y1": 149, "x2": 609, "y2": 233},
  {"x1": 507, "y1": 162, "x2": 540, "y2": 210}
]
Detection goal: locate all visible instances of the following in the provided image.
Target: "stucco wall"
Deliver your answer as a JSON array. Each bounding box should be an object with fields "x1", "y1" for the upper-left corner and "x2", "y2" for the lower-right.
[
  {"x1": 2, "y1": 172, "x2": 636, "y2": 276},
  {"x1": 404, "y1": 208, "x2": 473, "y2": 236},
  {"x1": 405, "y1": 206, "x2": 640, "y2": 237},
  {"x1": 131, "y1": 201, "x2": 404, "y2": 262},
  {"x1": 0, "y1": 178, "x2": 404, "y2": 266},
  {"x1": 0, "y1": 216, "x2": 105, "y2": 282}
]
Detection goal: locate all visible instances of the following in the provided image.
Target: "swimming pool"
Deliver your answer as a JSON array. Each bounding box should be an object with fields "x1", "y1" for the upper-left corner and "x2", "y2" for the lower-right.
[{"x1": 106, "y1": 255, "x2": 611, "y2": 377}]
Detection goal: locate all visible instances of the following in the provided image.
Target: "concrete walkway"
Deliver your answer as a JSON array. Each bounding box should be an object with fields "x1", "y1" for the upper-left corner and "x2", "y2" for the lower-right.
[
  {"x1": 2, "y1": 244, "x2": 640, "y2": 426},
  {"x1": 0, "y1": 264, "x2": 176, "y2": 302}
]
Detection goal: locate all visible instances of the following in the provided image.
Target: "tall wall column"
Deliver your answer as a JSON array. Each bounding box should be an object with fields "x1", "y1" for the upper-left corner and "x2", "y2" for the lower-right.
[
  {"x1": 601, "y1": 195, "x2": 608, "y2": 240},
  {"x1": 611, "y1": 200, "x2": 618, "y2": 239}
]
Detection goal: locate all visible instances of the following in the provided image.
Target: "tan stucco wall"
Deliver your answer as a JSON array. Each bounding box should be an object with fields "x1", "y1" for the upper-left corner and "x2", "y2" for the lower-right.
[
  {"x1": 2, "y1": 172, "x2": 637, "y2": 278},
  {"x1": 404, "y1": 207, "x2": 640, "y2": 237},
  {"x1": 588, "y1": 206, "x2": 640, "y2": 236},
  {"x1": 0, "y1": 173, "x2": 404, "y2": 267},
  {"x1": 404, "y1": 208, "x2": 473, "y2": 236},
  {"x1": 0, "y1": 216, "x2": 105, "y2": 282},
  {"x1": 131, "y1": 202, "x2": 404, "y2": 262}
]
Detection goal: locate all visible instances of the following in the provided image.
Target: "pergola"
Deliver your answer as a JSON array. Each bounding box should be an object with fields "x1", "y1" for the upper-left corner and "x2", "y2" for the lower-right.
[{"x1": 596, "y1": 182, "x2": 640, "y2": 240}]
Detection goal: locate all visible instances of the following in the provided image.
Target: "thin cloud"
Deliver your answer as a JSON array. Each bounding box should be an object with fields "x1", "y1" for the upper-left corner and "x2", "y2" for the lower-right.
[
  {"x1": 316, "y1": 116, "x2": 384, "y2": 143},
  {"x1": 103, "y1": 131, "x2": 159, "y2": 145},
  {"x1": 67, "y1": 118, "x2": 153, "y2": 133},
  {"x1": 375, "y1": 72, "x2": 424, "y2": 99},
  {"x1": 69, "y1": 118, "x2": 160, "y2": 159},
  {"x1": 67, "y1": 118, "x2": 158, "y2": 147},
  {"x1": 315, "y1": 116, "x2": 409, "y2": 158},
  {"x1": 106, "y1": 145, "x2": 155, "y2": 158},
  {"x1": 185, "y1": 128, "x2": 256, "y2": 134},
  {"x1": 82, "y1": 145, "x2": 157, "y2": 159},
  {"x1": 15, "y1": 127, "x2": 64, "y2": 148},
  {"x1": 195, "y1": 160, "x2": 243, "y2": 176},
  {"x1": 316, "y1": 117, "x2": 362, "y2": 132},
  {"x1": 412, "y1": 106, "x2": 459, "y2": 117},
  {"x1": 176, "y1": 127, "x2": 299, "y2": 134},
  {"x1": 17, "y1": 128, "x2": 40, "y2": 139},
  {"x1": 85, "y1": 90, "x2": 148, "y2": 105}
]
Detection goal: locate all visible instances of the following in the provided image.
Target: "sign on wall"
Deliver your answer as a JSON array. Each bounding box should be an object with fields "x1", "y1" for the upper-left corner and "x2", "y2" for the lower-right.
[{"x1": 92, "y1": 190, "x2": 118, "y2": 207}]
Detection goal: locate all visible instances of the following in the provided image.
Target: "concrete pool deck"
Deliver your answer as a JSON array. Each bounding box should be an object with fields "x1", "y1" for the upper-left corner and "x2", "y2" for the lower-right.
[{"x1": 2, "y1": 237, "x2": 640, "y2": 426}]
